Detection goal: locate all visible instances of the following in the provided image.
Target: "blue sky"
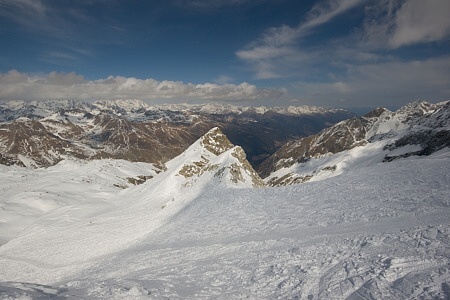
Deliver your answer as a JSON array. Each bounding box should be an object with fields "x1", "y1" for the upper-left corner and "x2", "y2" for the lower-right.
[{"x1": 0, "y1": 0, "x2": 449, "y2": 109}]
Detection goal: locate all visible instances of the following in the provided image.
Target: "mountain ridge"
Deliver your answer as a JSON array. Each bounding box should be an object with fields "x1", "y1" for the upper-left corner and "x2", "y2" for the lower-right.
[
  {"x1": 0, "y1": 99, "x2": 349, "y2": 119},
  {"x1": 263, "y1": 100, "x2": 450, "y2": 186}
]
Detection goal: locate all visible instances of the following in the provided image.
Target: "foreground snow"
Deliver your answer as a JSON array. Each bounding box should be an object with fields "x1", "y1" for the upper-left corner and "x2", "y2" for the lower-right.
[{"x1": 0, "y1": 151, "x2": 449, "y2": 299}]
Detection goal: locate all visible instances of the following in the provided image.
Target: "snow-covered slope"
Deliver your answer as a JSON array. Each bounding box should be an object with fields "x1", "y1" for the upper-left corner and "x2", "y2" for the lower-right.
[
  {"x1": 264, "y1": 101, "x2": 450, "y2": 186},
  {"x1": 0, "y1": 149, "x2": 448, "y2": 299},
  {"x1": 0, "y1": 159, "x2": 162, "y2": 246}
]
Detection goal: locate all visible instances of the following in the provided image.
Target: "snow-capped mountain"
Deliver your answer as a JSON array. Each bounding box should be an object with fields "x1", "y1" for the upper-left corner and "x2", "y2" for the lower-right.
[
  {"x1": 263, "y1": 100, "x2": 450, "y2": 186},
  {"x1": 163, "y1": 127, "x2": 264, "y2": 189},
  {"x1": 0, "y1": 99, "x2": 353, "y2": 169}
]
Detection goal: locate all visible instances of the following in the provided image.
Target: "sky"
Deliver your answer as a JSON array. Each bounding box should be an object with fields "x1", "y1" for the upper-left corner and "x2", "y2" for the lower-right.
[{"x1": 0, "y1": 0, "x2": 449, "y2": 109}]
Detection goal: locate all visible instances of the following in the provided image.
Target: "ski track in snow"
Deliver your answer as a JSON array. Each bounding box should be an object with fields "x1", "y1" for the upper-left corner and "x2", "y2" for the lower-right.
[{"x1": 0, "y1": 154, "x2": 449, "y2": 299}]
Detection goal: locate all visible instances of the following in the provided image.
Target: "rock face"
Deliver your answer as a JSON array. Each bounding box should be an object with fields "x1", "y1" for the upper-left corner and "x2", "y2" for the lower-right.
[
  {"x1": 0, "y1": 100, "x2": 353, "y2": 169},
  {"x1": 263, "y1": 101, "x2": 450, "y2": 186},
  {"x1": 173, "y1": 127, "x2": 265, "y2": 188}
]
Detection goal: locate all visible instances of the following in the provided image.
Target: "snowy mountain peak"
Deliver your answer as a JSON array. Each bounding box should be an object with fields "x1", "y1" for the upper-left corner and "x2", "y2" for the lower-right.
[
  {"x1": 92, "y1": 99, "x2": 150, "y2": 113},
  {"x1": 364, "y1": 107, "x2": 389, "y2": 118},
  {"x1": 171, "y1": 127, "x2": 264, "y2": 188},
  {"x1": 199, "y1": 127, "x2": 234, "y2": 155},
  {"x1": 397, "y1": 100, "x2": 437, "y2": 115}
]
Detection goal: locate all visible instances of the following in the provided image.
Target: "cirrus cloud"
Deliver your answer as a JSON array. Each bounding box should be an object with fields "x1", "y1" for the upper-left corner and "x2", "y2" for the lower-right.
[{"x1": 236, "y1": 0, "x2": 364, "y2": 79}]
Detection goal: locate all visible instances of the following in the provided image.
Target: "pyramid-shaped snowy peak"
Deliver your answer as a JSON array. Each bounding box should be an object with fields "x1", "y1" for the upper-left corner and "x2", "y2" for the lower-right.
[{"x1": 167, "y1": 127, "x2": 265, "y2": 188}]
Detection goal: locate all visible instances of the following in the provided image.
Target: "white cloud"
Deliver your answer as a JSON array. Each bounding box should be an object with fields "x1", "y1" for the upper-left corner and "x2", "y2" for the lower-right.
[
  {"x1": 234, "y1": 0, "x2": 450, "y2": 108},
  {"x1": 388, "y1": 0, "x2": 450, "y2": 48},
  {"x1": 361, "y1": 0, "x2": 450, "y2": 49},
  {"x1": 238, "y1": 0, "x2": 450, "y2": 82},
  {"x1": 301, "y1": 0, "x2": 362, "y2": 31},
  {"x1": 0, "y1": 71, "x2": 284, "y2": 102},
  {"x1": 213, "y1": 75, "x2": 233, "y2": 84}
]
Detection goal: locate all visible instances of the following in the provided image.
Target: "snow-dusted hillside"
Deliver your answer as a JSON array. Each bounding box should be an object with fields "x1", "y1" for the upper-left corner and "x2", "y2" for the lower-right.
[{"x1": 264, "y1": 101, "x2": 450, "y2": 186}]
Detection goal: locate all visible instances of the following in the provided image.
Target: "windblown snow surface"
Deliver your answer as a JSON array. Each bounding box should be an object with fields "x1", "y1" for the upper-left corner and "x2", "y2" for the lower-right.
[{"x1": 0, "y1": 148, "x2": 449, "y2": 298}]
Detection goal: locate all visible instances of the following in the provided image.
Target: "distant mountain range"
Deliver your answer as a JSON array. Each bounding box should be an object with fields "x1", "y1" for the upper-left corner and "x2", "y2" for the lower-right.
[{"x1": 0, "y1": 99, "x2": 353, "y2": 170}]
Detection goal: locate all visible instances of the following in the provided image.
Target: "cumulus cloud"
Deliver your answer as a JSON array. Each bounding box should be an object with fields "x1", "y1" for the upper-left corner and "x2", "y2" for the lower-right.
[{"x1": 0, "y1": 71, "x2": 284, "y2": 102}]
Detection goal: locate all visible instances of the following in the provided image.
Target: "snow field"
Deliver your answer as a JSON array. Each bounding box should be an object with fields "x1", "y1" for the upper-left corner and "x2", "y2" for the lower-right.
[
  {"x1": 0, "y1": 151, "x2": 448, "y2": 298},
  {"x1": 0, "y1": 159, "x2": 159, "y2": 246}
]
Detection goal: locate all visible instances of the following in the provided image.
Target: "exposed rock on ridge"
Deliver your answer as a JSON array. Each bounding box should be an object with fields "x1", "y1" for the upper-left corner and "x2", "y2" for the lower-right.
[
  {"x1": 259, "y1": 115, "x2": 378, "y2": 178},
  {"x1": 176, "y1": 127, "x2": 265, "y2": 188}
]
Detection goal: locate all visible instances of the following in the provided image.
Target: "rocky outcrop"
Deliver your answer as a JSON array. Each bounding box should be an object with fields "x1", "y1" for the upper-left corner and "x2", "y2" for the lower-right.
[{"x1": 176, "y1": 127, "x2": 265, "y2": 188}]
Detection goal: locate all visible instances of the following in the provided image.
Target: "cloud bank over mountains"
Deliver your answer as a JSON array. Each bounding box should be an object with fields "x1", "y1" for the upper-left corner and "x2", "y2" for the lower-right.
[{"x1": 0, "y1": 70, "x2": 284, "y2": 102}]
